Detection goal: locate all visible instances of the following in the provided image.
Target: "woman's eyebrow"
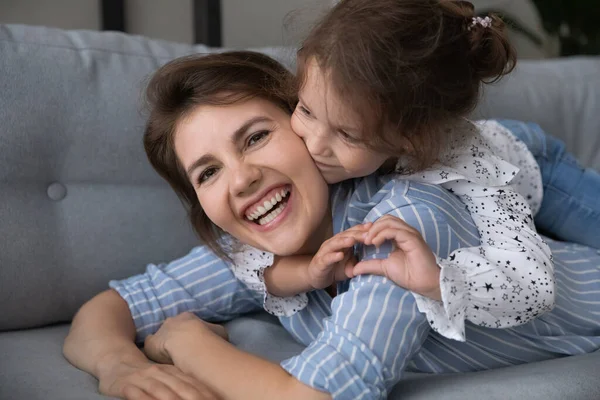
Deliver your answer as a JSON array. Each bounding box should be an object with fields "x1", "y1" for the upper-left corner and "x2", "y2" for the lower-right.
[
  {"x1": 186, "y1": 154, "x2": 216, "y2": 177},
  {"x1": 186, "y1": 116, "x2": 272, "y2": 177},
  {"x1": 230, "y1": 116, "x2": 272, "y2": 144}
]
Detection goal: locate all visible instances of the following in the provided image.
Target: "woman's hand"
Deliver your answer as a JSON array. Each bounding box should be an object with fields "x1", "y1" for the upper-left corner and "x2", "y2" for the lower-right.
[
  {"x1": 99, "y1": 357, "x2": 221, "y2": 400},
  {"x1": 352, "y1": 215, "x2": 442, "y2": 300},
  {"x1": 306, "y1": 223, "x2": 371, "y2": 290},
  {"x1": 144, "y1": 313, "x2": 228, "y2": 365}
]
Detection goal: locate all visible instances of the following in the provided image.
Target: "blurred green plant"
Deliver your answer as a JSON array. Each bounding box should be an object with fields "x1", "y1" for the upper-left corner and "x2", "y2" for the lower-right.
[{"x1": 480, "y1": 1, "x2": 600, "y2": 56}]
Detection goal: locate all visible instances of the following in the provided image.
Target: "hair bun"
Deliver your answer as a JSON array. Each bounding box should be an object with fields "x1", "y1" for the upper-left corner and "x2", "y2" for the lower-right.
[{"x1": 467, "y1": 13, "x2": 517, "y2": 83}]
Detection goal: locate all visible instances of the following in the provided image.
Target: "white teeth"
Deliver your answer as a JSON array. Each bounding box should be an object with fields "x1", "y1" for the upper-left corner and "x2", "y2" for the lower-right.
[
  {"x1": 245, "y1": 187, "x2": 290, "y2": 222},
  {"x1": 264, "y1": 200, "x2": 273, "y2": 211},
  {"x1": 258, "y1": 202, "x2": 285, "y2": 225}
]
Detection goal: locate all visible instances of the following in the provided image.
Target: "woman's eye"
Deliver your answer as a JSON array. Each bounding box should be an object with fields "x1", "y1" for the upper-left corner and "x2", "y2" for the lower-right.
[
  {"x1": 248, "y1": 130, "x2": 270, "y2": 146},
  {"x1": 198, "y1": 167, "x2": 218, "y2": 184}
]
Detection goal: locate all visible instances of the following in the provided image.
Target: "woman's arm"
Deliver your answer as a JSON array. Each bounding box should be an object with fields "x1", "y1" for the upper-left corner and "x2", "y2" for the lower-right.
[
  {"x1": 64, "y1": 290, "x2": 222, "y2": 399},
  {"x1": 64, "y1": 245, "x2": 264, "y2": 397},
  {"x1": 63, "y1": 289, "x2": 147, "y2": 387},
  {"x1": 147, "y1": 180, "x2": 475, "y2": 399},
  {"x1": 145, "y1": 313, "x2": 330, "y2": 400}
]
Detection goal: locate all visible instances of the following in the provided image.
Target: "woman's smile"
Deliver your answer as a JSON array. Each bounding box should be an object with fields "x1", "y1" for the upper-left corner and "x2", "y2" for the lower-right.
[
  {"x1": 174, "y1": 97, "x2": 332, "y2": 256},
  {"x1": 242, "y1": 184, "x2": 292, "y2": 229}
]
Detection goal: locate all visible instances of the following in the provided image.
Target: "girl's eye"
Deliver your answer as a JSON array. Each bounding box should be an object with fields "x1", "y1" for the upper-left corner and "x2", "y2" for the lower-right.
[
  {"x1": 299, "y1": 105, "x2": 311, "y2": 116},
  {"x1": 248, "y1": 130, "x2": 270, "y2": 146},
  {"x1": 338, "y1": 130, "x2": 358, "y2": 143},
  {"x1": 197, "y1": 167, "x2": 218, "y2": 185}
]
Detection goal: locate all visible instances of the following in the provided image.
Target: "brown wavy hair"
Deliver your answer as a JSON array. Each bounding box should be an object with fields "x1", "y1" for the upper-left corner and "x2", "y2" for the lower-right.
[
  {"x1": 143, "y1": 51, "x2": 296, "y2": 257},
  {"x1": 297, "y1": 0, "x2": 516, "y2": 172}
]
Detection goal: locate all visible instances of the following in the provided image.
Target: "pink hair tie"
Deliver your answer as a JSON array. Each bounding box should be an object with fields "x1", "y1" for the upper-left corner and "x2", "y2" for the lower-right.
[{"x1": 468, "y1": 16, "x2": 492, "y2": 31}]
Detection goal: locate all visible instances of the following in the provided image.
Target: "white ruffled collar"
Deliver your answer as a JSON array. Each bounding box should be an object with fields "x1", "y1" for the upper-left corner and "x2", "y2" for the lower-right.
[{"x1": 402, "y1": 119, "x2": 520, "y2": 188}]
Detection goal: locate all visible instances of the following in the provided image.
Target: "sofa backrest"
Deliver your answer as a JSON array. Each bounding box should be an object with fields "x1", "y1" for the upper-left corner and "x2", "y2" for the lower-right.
[{"x1": 1, "y1": 24, "x2": 598, "y2": 331}]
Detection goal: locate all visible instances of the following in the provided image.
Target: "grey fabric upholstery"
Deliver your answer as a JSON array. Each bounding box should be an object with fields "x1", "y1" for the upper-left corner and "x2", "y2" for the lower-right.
[
  {"x1": 2, "y1": 318, "x2": 599, "y2": 400},
  {"x1": 473, "y1": 57, "x2": 600, "y2": 170},
  {"x1": 1, "y1": 23, "x2": 599, "y2": 399}
]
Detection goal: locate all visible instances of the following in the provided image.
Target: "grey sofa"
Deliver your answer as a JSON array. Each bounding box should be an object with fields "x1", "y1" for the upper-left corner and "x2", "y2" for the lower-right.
[{"x1": 1, "y1": 24, "x2": 599, "y2": 400}]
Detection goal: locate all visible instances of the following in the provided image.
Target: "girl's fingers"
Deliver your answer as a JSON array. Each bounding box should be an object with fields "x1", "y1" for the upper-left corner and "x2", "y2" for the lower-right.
[
  {"x1": 319, "y1": 251, "x2": 345, "y2": 268},
  {"x1": 344, "y1": 223, "x2": 372, "y2": 232},
  {"x1": 320, "y1": 234, "x2": 359, "y2": 254},
  {"x1": 365, "y1": 218, "x2": 416, "y2": 245},
  {"x1": 369, "y1": 227, "x2": 418, "y2": 248},
  {"x1": 352, "y1": 259, "x2": 387, "y2": 278}
]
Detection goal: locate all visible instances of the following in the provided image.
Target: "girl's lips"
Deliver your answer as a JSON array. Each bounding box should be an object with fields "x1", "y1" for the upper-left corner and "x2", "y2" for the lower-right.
[{"x1": 246, "y1": 188, "x2": 293, "y2": 232}]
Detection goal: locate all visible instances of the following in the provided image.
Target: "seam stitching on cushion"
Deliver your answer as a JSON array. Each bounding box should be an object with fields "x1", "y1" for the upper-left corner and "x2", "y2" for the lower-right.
[{"x1": 0, "y1": 37, "x2": 205, "y2": 60}]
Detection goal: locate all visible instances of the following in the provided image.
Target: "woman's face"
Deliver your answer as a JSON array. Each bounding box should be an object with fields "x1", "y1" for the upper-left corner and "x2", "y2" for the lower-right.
[{"x1": 174, "y1": 97, "x2": 331, "y2": 256}]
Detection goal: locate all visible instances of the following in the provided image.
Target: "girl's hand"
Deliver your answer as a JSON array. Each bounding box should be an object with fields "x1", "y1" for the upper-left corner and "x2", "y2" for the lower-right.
[
  {"x1": 144, "y1": 313, "x2": 228, "y2": 365},
  {"x1": 99, "y1": 357, "x2": 221, "y2": 400},
  {"x1": 306, "y1": 223, "x2": 371, "y2": 289},
  {"x1": 352, "y1": 215, "x2": 442, "y2": 300}
]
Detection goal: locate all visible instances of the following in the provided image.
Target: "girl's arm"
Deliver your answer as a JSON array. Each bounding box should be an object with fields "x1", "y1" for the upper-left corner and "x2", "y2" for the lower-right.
[
  {"x1": 264, "y1": 224, "x2": 367, "y2": 297},
  {"x1": 406, "y1": 131, "x2": 555, "y2": 341},
  {"x1": 262, "y1": 255, "x2": 315, "y2": 296}
]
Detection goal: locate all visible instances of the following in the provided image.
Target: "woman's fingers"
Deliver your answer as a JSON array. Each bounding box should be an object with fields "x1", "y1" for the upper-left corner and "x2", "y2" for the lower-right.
[
  {"x1": 123, "y1": 383, "x2": 158, "y2": 400},
  {"x1": 202, "y1": 321, "x2": 228, "y2": 341},
  {"x1": 144, "y1": 336, "x2": 172, "y2": 365},
  {"x1": 126, "y1": 365, "x2": 218, "y2": 400}
]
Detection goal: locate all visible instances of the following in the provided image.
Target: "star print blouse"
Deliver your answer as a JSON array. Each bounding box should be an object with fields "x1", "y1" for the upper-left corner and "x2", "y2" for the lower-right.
[{"x1": 404, "y1": 119, "x2": 554, "y2": 340}]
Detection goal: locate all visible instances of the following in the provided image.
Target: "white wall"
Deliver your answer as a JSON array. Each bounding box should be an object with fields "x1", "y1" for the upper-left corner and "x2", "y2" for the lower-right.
[
  {"x1": 222, "y1": 0, "x2": 330, "y2": 48},
  {"x1": 0, "y1": 0, "x2": 553, "y2": 56},
  {"x1": 0, "y1": 0, "x2": 101, "y2": 30},
  {"x1": 0, "y1": 0, "x2": 328, "y2": 47}
]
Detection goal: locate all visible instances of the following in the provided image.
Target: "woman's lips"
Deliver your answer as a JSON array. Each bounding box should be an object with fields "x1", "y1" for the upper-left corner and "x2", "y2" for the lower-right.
[
  {"x1": 246, "y1": 188, "x2": 293, "y2": 232},
  {"x1": 244, "y1": 186, "x2": 291, "y2": 221}
]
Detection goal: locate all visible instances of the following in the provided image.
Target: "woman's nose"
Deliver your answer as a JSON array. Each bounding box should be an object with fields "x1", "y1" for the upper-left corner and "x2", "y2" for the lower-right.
[{"x1": 230, "y1": 161, "x2": 262, "y2": 197}]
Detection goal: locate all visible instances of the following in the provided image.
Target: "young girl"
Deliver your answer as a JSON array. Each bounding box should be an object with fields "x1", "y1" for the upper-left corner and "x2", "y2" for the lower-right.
[{"x1": 252, "y1": 0, "x2": 600, "y2": 340}]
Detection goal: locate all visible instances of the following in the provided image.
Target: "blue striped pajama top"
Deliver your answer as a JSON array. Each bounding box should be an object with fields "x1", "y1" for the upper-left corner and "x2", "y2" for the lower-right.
[{"x1": 110, "y1": 174, "x2": 600, "y2": 400}]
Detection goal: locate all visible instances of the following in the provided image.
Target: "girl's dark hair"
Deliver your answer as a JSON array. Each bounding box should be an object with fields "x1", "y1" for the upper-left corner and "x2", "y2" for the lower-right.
[
  {"x1": 297, "y1": 0, "x2": 516, "y2": 172},
  {"x1": 143, "y1": 51, "x2": 296, "y2": 257}
]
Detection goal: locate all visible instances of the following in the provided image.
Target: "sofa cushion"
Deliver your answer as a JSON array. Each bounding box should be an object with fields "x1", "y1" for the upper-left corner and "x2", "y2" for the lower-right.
[
  {"x1": 0, "y1": 23, "x2": 598, "y2": 333},
  {"x1": 1, "y1": 315, "x2": 600, "y2": 400},
  {"x1": 0, "y1": 24, "x2": 293, "y2": 331},
  {"x1": 473, "y1": 56, "x2": 600, "y2": 170}
]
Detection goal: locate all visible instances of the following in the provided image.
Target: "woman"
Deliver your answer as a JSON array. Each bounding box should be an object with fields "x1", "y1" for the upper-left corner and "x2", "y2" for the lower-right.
[{"x1": 63, "y1": 52, "x2": 600, "y2": 400}]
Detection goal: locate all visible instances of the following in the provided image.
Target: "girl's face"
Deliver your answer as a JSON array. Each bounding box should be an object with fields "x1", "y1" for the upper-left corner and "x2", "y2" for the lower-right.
[
  {"x1": 174, "y1": 97, "x2": 331, "y2": 256},
  {"x1": 291, "y1": 58, "x2": 389, "y2": 184}
]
